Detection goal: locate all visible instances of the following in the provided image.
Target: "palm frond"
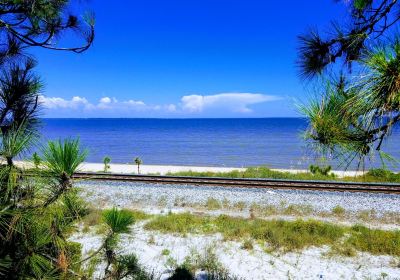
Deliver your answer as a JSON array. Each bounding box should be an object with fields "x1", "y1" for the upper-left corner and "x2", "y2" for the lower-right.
[
  {"x1": 0, "y1": 121, "x2": 38, "y2": 165},
  {"x1": 103, "y1": 208, "x2": 135, "y2": 234},
  {"x1": 42, "y1": 138, "x2": 87, "y2": 178}
]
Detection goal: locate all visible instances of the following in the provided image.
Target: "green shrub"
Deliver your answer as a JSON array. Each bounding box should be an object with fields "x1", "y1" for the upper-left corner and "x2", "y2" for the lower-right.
[
  {"x1": 283, "y1": 204, "x2": 314, "y2": 216},
  {"x1": 332, "y1": 206, "x2": 346, "y2": 216},
  {"x1": 168, "y1": 266, "x2": 194, "y2": 280},
  {"x1": 161, "y1": 249, "x2": 171, "y2": 256},
  {"x1": 241, "y1": 239, "x2": 254, "y2": 250},
  {"x1": 103, "y1": 207, "x2": 135, "y2": 233},
  {"x1": 144, "y1": 212, "x2": 213, "y2": 234},
  {"x1": 103, "y1": 156, "x2": 111, "y2": 172},
  {"x1": 233, "y1": 201, "x2": 246, "y2": 211},
  {"x1": 347, "y1": 225, "x2": 400, "y2": 256},
  {"x1": 367, "y1": 168, "x2": 393, "y2": 178},
  {"x1": 206, "y1": 197, "x2": 221, "y2": 210},
  {"x1": 32, "y1": 152, "x2": 41, "y2": 169},
  {"x1": 309, "y1": 165, "x2": 333, "y2": 176}
]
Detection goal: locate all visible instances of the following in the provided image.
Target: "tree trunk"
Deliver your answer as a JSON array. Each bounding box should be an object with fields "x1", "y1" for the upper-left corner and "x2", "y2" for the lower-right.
[{"x1": 6, "y1": 156, "x2": 13, "y2": 166}]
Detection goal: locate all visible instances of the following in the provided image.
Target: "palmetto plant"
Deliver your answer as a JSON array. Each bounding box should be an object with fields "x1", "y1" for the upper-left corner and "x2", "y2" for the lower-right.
[
  {"x1": 0, "y1": 121, "x2": 37, "y2": 166},
  {"x1": 134, "y1": 157, "x2": 143, "y2": 174},
  {"x1": 0, "y1": 134, "x2": 155, "y2": 279},
  {"x1": 32, "y1": 152, "x2": 41, "y2": 169},
  {"x1": 103, "y1": 156, "x2": 111, "y2": 172},
  {"x1": 0, "y1": 135, "x2": 89, "y2": 279},
  {"x1": 103, "y1": 208, "x2": 135, "y2": 234},
  {"x1": 43, "y1": 138, "x2": 87, "y2": 180},
  {"x1": 41, "y1": 139, "x2": 87, "y2": 208},
  {"x1": 75, "y1": 208, "x2": 156, "y2": 279}
]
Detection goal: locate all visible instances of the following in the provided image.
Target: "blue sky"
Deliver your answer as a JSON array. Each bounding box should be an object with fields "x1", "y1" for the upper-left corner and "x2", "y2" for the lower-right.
[{"x1": 34, "y1": 1, "x2": 346, "y2": 118}]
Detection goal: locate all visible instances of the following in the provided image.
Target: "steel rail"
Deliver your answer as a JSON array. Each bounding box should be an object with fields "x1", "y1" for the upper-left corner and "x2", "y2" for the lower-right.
[{"x1": 72, "y1": 172, "x2": 400, "y2": 194}]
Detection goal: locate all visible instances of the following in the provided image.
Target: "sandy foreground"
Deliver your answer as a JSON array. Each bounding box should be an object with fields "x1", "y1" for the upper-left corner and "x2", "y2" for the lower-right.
[
  {"x1": 16, "y1": 160, "x2": 398, "y2": 279},
  {"x1": 69, "y1": 180, "x2": 400, "y2": 279},
  {"x1": 71, "y1": 222, "x2": 400, "y2": 280}
]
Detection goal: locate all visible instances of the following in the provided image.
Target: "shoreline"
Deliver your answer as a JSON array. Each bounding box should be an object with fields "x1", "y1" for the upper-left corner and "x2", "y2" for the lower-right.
[
  {"x1": 15, "y1": 161, "x2": 367, "y2": 178},
  {"x1": 78, "y1": 162, "x2": 366, "y2": 178}
]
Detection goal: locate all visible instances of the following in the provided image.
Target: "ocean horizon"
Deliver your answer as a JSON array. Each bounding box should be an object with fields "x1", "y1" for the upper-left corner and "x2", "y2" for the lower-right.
[{"x1": 39, "y1": 118, "x2": 400, "y2": 170}]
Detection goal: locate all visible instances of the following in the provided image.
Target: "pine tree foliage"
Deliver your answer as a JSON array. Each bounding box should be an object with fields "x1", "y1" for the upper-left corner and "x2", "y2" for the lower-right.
[{"x1": 298, "y1": 0, "x2": 400, "y2": 167}]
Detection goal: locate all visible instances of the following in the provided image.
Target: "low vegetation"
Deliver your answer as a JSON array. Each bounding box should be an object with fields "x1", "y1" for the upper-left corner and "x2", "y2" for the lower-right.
[
  {"x1": 81, "y1": 208, "x2": 152, "y2": 230},
  {"x1": 331, "y1": 206, "x2": 346, "y2": 217},
  {"x1": 309, "y1": 164, "x2": 333, "y2": 176},
  {"x1": 134, "y1": 157, "x2": 143, "y2": 174},
  {"x1": 167, "y1": 167, "x2": 400, "y2": 183},
  {"x1": 206, "y1": 197, "x2": 222, "y2": 210},
  {"x1": 144, "y1": 212, "x2": 400, "y2": 256},
  {"x1": 168, "y1": 245, "x2": 240, "y2": 280},
  {"x1": 32, "y1": 151, "x2": 41, "y2": 169},
  {"x1": 103, "y1": 156, "x2": 111, "y2": 172}
]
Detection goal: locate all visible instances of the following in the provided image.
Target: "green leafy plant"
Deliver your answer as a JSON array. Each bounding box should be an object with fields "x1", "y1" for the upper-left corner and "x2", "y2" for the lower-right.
[
  {"x1": 309, "y1": 165, "x2": 333, "y2": 176},
  {"x1": 134, "y1": 157, "x2": 143, "y2": 174},
  {"x1": 43, "y1": 138, "x2": 87, "y2": 178},
  {"x1": 32, "y1": 152, "x2": 41, "y2": 169},
  {"x1": 0, "y1": 132, "x2": 89, "y2": 279},
  {"x1": 103, "y1": 156, "x2": 111, "y2": 172},
  {"x1": 103, "y1": 207, "x2": 135, "y2": 234}
]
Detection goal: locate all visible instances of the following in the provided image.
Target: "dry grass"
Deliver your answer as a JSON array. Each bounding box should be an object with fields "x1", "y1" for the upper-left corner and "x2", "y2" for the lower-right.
[
  {"x1": 241, "y1": 239, "x2": 254, "y2": 250},
  {"x1": 232, "y1": 201, "x2": 246, "y2": 211},
  {"x1": 205, "y1": 197, "x2": 222, "y2": 210},
  {"x1": 283, "y1": 204, "x2": 313, "y2": 216}
]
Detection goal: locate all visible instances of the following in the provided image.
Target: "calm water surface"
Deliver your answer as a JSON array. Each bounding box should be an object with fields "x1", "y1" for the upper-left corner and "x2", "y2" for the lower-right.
[{"x1": 39, "y1": 118, "x2": 400, "y2": 170}]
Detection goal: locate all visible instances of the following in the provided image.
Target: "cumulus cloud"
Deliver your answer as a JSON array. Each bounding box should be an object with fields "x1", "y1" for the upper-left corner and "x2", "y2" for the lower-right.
[
  {"x1": 40, "y1": 96, "x2": 149, "y2": 111},
  {"x1": 39, "y1": 96, "x2": 89, "y2": 109},
  {"x1": 39, "y1": 92, "x2": 281, "y2": 117},
  {"x1": 181, "y1": 93, "x2": 280, "y2": 113}
]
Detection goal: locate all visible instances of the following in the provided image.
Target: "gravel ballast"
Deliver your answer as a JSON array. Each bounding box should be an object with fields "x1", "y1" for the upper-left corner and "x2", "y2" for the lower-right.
[{"x1": 77, "y1": 180, "x2": 400, "y2": 215}]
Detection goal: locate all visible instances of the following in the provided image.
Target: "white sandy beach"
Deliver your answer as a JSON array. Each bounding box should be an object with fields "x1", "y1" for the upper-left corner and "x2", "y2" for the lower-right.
[
  {"x1": 15, "y1": 160, "x2": 367, "y2": 177},
  {"x1": 79, "y1": 162, "x2": 365, "y2": 178}
]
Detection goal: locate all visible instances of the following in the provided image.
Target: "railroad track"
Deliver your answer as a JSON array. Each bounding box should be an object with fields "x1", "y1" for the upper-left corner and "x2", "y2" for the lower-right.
[{"x1": 72, "y1": 172, "x2": 400, "y2": 194}]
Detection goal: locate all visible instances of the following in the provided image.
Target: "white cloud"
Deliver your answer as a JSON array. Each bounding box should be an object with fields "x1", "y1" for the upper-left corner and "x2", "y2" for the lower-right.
[
  {"x1": 181, "y1": 93, "x2": 281, "y2": 113},
  {"x1": 39, "y1": 96, "x2": 89, "y2": 109},
  {"x1": 99, "y1": 97, "x2": 111, "y2": 104},
  {"x1": 124, "y1": 100, "x2": 146, "y2": 106},
  {"x1": 40, "y1": 92, "x2": 281, "y2": 117}
]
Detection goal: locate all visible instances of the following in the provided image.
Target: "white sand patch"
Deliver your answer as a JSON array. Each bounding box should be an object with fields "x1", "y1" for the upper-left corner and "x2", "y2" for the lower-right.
[{"x1": 70, "y1": 222, "x2": 400, "y2": 280}]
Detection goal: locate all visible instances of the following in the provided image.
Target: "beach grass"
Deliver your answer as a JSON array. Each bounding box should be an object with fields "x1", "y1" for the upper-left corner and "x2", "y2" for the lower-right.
[
  {"x1": 167, "y1": 166, "x2": 400, "y2": 183},
  {"x1": 81, "y1": 208, "x2": 151, "y2": 231},
  {"x1": 79, "y1": 208, "x2": 400, "y2": 257},
  {"x1": 144, "y1": 212, "x2": 400, "y2": 256}
]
